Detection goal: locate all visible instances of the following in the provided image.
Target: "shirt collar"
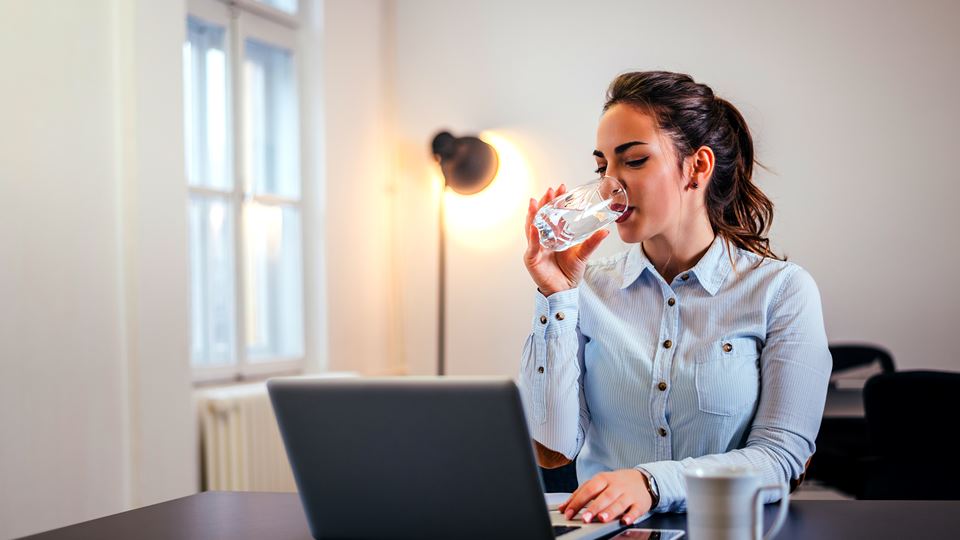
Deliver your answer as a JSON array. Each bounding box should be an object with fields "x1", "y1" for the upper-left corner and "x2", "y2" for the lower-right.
[
  {"x1": 620, "y1": 244, "x2": 651, "y2": 290},
  {"x1": 620, "y1": 236, "x2": 732, "y2": 296}
]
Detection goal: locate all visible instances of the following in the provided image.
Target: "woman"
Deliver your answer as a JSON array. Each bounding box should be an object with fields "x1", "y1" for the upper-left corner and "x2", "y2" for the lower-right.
[{"x1": 519, "y1": 71, "x2": 830, "y2": 525}]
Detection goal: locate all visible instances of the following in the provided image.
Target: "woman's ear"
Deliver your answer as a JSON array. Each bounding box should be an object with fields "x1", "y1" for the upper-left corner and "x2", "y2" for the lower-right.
[{"x1": 687, "y1": 146, "x2": 715, "y2": 191}]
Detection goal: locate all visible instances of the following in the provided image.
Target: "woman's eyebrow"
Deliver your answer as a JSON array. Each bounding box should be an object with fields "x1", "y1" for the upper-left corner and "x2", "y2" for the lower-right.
[{"x1": 592, "y1": 141, "x2": 647, "y2": 159}]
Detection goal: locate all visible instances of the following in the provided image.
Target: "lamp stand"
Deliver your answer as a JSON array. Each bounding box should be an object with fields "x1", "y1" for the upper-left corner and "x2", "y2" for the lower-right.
[{"x1": 437, "y1": 183, "x2": 446, "y2": 376}]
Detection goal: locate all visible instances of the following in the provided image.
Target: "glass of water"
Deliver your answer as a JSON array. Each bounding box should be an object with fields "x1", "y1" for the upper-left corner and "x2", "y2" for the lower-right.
[{"x1": 534, "y1": 176, "x2": 628, "y2": 251}]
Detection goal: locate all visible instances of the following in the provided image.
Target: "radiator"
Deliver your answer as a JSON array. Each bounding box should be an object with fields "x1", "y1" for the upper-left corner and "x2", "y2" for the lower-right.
[{"x1": 196, "y1": 381, "x2": 296, "y2": 492}]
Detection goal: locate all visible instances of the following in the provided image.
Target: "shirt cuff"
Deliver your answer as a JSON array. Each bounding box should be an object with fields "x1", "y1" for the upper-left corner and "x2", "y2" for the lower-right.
[
  {"x1": 634, "y1": 461, "x2": 685, "y2": 513},
  {"x1": 532, "y1": 287, "x2": 579, "y2": 337},
  {"x1": 635, "y1": 467, "x2": 661, "y2": 510}
]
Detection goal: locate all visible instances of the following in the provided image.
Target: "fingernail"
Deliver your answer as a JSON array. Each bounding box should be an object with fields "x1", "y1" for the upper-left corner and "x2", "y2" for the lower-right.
[
  {"x1": 564, "y1": 510, "x2": 573, "y2": 519},
  {"x1": 622, "y1": 515, "x2": 631, "y2": 525},
  {"x1": 599, "y1": 512, "x2": 608, "y2": 522},
  {"x1": 582, "y1": 512, "x2": 592, "y2": 523}
]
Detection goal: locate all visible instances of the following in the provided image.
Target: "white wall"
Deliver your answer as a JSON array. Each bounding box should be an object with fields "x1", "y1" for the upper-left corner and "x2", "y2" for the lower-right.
[
  {"x1": 0, "y1": 1, "x2": 196, "y2": 537},
  {"x1": 321, "y1": 0, "x2": 403, "y2": 375},
  {"x1": 120, "y1": 0, "x2": 197, "y2": 513},
  {"x1": 0, "y1": 3, "x2": 128, "y2": 536},
  {"x1": 388, "y1": 0, "x2": 960, "y2": 375}
]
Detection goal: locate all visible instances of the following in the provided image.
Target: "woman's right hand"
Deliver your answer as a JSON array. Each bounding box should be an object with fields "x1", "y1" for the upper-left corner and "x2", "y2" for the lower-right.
[{"x1": 524, "y1": 185, "x2": 610, "y2": 297}]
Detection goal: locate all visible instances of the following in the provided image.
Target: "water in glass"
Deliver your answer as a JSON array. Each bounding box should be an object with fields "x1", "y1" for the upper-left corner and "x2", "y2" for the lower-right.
[{"x1": 534, "y1": 176, "x2": 628, "y2": 251}]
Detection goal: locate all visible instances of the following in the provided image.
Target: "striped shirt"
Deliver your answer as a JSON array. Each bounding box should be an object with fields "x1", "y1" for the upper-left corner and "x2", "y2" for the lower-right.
[{"x1": 518, "y1": 235, "x2": 831, "y2": 512}]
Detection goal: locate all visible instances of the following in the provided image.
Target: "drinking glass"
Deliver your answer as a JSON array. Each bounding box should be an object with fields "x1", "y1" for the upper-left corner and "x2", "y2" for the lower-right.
[{"x1": 534, "y1": 176, "x2": 628, "y2": 251}]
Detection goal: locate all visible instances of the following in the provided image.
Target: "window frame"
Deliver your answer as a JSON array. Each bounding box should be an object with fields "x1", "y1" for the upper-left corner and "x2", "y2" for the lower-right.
[{"x1": 187, "y1": 0, "x2": 306, "y2": 383}]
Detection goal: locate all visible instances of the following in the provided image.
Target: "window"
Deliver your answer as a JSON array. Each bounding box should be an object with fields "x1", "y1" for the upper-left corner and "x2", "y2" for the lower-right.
[
  {"x1": 255, "y1": 0, "x2": 297, "y2": 15},
  {"x1": 184, "y1": 0, "x2": 304, "y2": 382}
]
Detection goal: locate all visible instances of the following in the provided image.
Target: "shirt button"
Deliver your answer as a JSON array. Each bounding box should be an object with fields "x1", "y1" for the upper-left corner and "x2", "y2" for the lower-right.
[
  {"x1": 537, "y1": 366, "x2": 545, "y2": 374},
  {"x1": 681, "y1": 273, "x2": 690, "y2": 281},
  {"x1": 658, "y1": 381, "x2": 668, "y2": 391},
  {"x1": 663, "y1": 339, "x2": 673, "y2": 349},
  {"x1": 723, "y1": 342, "x2": 733, "y2": 353},
  {"x1": 555, "y1": 312, "x2": 565, "y2": 321},
  {"x1": 539, "y1": 315, "x2": 548, "y2": 324},
  {"x1": 658, "y1": 427, "x2": 668, "y2": 437},
  {"x1": 667, "y1": 298, "x2": 676, "y2": 306}
]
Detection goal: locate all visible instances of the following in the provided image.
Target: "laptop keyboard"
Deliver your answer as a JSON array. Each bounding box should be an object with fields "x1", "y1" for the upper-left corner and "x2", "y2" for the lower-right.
[{"x1": 553, "y1": 525, "x2": 582, "y2": 537}]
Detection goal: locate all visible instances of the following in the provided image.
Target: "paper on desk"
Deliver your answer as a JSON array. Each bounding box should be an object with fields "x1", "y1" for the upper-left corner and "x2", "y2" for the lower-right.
[{"x1": 545, "y1": 492, "x2": 572, "y2": 510}]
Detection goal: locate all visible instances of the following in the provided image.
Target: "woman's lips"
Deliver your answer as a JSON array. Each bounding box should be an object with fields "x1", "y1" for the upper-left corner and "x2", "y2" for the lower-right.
[{"x1": 615, "y1": 207, "x2": 634, "y2": 223}]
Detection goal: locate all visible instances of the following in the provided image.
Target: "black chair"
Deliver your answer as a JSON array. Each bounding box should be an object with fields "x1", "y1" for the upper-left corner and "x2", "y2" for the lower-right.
[
  {"x1": 860, "y1": 370, "x2": 960, "y2": 500},
  {"x1": 806, "y1": 344, "x2": 896, "y2": 496},
  {"x1": 829, "y1": 344, "x2": 895, "y2": 379}
]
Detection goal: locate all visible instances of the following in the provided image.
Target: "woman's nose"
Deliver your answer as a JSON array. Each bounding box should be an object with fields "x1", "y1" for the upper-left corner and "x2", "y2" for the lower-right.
[
  {"x1": 600, "y1": 174, "x2": 630, "y2": 205},
  {"x1": 603, "y1": 173, "x2": 627, "y2": 193}
]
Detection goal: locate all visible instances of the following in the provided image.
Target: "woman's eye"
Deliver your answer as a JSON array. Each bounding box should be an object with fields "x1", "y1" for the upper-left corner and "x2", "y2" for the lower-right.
[
  {"x1": 594, "y1": 165, "x2": 607, "y2": 174},
  {"x1": 626, "y1": 157, "x2": 649, "y2": 167}
]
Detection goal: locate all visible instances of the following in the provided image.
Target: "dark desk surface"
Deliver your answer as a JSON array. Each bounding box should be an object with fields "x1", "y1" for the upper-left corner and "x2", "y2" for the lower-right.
[{"x1": 20, "y1": 491, "x2": 960, "y2": 540}]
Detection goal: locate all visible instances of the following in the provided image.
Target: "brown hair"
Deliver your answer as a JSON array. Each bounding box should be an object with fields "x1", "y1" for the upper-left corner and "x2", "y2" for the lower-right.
[{"x1": 603, "y1": 71, "x2": 782, "y2": 261}]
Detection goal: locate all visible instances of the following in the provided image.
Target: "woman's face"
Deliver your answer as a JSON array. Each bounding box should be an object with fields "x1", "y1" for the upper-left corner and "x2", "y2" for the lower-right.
[{"x1": 594, "y1": 103, "x2": 688, "y2": 244}]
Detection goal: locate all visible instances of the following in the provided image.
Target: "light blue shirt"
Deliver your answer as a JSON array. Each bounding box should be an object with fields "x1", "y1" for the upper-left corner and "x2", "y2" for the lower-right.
[{"x1": 518, "y1": 236, "x2": 831, "y2": 512}]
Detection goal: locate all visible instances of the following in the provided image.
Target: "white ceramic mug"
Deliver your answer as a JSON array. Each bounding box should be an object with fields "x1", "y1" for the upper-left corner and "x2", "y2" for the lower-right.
[{"x1": 683, "y1": 466, "x2": 789, "y2": 540}]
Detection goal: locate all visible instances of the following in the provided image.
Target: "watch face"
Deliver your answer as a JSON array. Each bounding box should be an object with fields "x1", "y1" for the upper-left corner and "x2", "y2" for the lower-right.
[{"x1": 637, "y1": 469, "x2": 660, "y2": 506}]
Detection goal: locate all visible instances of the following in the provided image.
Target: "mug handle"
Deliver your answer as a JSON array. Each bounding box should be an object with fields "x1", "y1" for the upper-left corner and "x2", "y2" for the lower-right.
[{"x1": 751, "y1": 483, "x2": 789, "y2": 540}]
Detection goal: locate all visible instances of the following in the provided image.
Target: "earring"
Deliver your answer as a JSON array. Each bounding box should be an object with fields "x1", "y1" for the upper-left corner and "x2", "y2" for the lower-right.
[{"x1": 691, "y1": 181, "x2": 699, "y2": 189}]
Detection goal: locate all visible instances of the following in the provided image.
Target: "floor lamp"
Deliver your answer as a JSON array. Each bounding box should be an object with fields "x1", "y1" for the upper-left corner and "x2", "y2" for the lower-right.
[{"x1": 430, "y1": 131, "x2": 499, "y2": 375}]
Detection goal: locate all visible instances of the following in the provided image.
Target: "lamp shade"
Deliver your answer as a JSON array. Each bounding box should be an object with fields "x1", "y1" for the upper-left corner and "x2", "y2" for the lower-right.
[{"x1": 431, "y1": 131, "x2": 499, "y2": 195}]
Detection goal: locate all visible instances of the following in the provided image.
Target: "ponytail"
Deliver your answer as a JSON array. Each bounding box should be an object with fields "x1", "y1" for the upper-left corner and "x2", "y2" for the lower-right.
[{"x1": 710, "y1": 98, "x2": 778, "y2": 261}]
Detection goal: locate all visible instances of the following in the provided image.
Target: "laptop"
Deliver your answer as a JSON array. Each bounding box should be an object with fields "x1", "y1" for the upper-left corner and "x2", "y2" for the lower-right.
[{"x1": 267, "y1": 376, "x2": 646, "y2": 539}]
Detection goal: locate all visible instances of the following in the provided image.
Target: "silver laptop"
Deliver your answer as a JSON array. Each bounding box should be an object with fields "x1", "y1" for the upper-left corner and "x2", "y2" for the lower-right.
[{"x1": 268, "y1": 376, "x2": 645, "y2": 539}]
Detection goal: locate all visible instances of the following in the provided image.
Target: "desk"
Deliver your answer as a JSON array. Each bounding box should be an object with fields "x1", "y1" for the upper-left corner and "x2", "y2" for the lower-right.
[{"x1": 20, "y1": 491, "x2": 960, "y2": 539}]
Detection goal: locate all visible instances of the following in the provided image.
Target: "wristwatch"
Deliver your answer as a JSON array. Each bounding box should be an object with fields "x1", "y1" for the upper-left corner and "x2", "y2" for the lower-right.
[{"x1": 636, "y1": 468, "x2": 661, "y2": 509}]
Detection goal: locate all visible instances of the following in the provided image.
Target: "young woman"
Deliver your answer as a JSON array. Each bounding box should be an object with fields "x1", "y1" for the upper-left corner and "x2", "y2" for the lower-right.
[{"x1": 519, "y1": 71, "x2": 830, "y2": 525}]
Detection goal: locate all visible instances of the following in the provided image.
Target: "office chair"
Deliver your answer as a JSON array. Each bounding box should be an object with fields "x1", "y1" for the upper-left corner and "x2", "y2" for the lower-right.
[
  {"x1": 807, "y1": 344, "x2": 896, "y2": 496},
  {"x1": 861, "y1": 370, "x2": 960, "y2": 500},
  {"x1": 828, "y1": 344, "x2": 895, "y2": 377}
]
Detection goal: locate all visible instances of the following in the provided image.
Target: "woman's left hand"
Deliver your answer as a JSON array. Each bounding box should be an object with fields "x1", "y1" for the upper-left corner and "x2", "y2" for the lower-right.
[{"x1": 557, "y1": 469, "x2": 653, "y2": 525}]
